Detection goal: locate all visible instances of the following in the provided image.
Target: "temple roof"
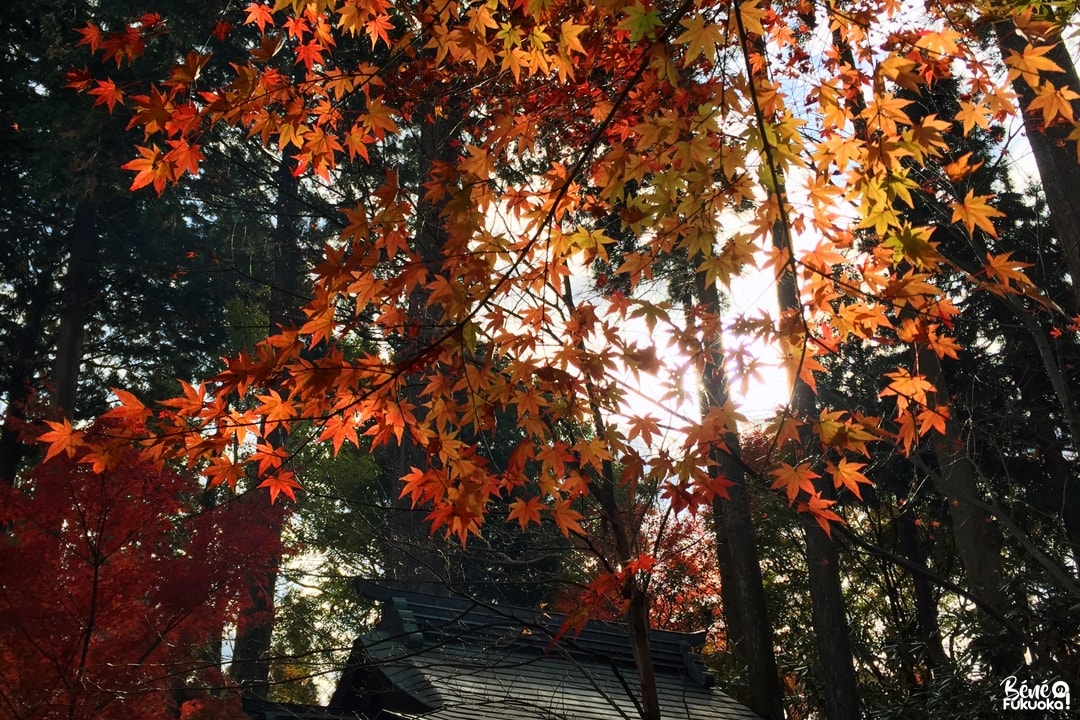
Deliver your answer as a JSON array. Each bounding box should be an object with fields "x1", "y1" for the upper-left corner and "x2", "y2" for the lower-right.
[{"x1": 328, "y1": 582, "x2": 762, "y2": 720}]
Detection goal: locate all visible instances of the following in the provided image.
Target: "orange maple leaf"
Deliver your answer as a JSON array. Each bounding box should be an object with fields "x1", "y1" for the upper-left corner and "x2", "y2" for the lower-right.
[
  {"x1": 983, "y1": 252, "x2": 1034, "y2": 290},
  {"x1": 244, "y1": 2, "x2": 274, "y2": 33},
  {"x1": 318, "y1": 413, "x2": 360, "y2": 455},
  {"x1": 38, "y1": 418, "x2": 85, "y2": 462},
  {"x1": 827, "y1": 458, "x2": 871, "y2": 500},
  {"x1": 258, "y1": 469, "x2": 303, "y2": 503},
  {"x1": 507, "y1": 496, "x2": 544, "y2": 530},
  {"x1": 1005, "y1": 43, "x2": 1063, "y2": 88},
  {"x1": 365, "y1": 14, "x2": 393, "y2": 48},
  {"x1": 122, "y1": 144, "x2": 172, "y2": 195},
  {"x1": 552, "y1": 498, "x2": 585, "y2": 537},
  {"x1": 770, "y1": 461, "x2": 820, "y2": 503},
  {"x1": 164, "y1": 139, "x2": 203, "y2": 179},
  {"x1": 362, "y1": 97, "x2": 399, "y2": 140},
  {"x1": 799, "y1": 493, "x2": 844, "y2": 537},
  {"x1": 879, "y1": 368, "x2": 935, "y2": 412},
  {"x1": 255, "y1": 389, "x2": 298, "y2": 431},
  {"x1": 1028, "y1": 81, "x2": 1080, "y2": 125}
]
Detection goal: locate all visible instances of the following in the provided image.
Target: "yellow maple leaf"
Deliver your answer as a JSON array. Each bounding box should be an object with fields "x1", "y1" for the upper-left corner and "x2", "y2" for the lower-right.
[
  {"x1": 955, "y1": 100, "x2": 991, "y2": 136},
  {"x1": 1027, "y1": 81, "x2": 1080, "y2": 125},
  {"x1": 676, "y1": 14, "x2": 723, "y2": 66},
  {"x1": 950, "y1": 189, "x2": 1005, "y2": 237},
  {"x1": 1005, "y1": 43, "x2": 1064, "y2": 88}
]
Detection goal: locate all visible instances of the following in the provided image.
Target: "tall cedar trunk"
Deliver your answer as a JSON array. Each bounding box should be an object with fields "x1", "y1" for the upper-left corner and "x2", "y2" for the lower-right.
[
  {"x1": 895, "y1": 507, "x2": 951, "y2": 673},
  {"x1": 992, "y1": 18, "x2": 1080, "y2": 572},
  {"x1": 738, "y1": 6, "x2": 861, "y2": 712},
  {"x1": 916, "y1": 347, "x2": 1023, "y2": 673},
  {"x1": 695, "y1": 275, "x2": 785, "y2": 719},
  {"x1": 379, "y1": 108, "x2": 459, "y2": 596},
  {"x1": 230, "y1": 156, "x2": 301, "y2": 698},
  {"x1": 994, "y1": 18, "x2": 1080, "y2": 315},
  {"x1": 52, "y1": 203, "x2": 96, "y2": 418},
  {"x1": 775, "y1": 219, "x2": 861, "y2": 719}
]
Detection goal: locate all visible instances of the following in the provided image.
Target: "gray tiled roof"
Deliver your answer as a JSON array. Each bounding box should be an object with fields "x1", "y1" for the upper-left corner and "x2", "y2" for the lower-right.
[{"x1": 331, "y1": 583, "x2": 762, "y2": 720}]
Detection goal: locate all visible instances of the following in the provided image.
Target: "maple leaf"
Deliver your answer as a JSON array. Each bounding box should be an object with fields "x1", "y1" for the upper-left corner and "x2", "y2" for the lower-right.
[
  {"x1": 38, "y1": 418, "x2": 85, "y2": 462},
  {"x1": 799, "y1": 493, "x2": 844, "y2": 537},
  {"x1": 1005, "y1": 43, "x2": 1063, "y2": 88},
  {"x1": 617, "y1": 3, "x2": 662, "y2": 42},
  {"x1": 626, "y1": 413, "x2": 662, "y2": 446},
  {"x1": 827, "y1": 458, "x2": 871, "y2": 500},
  {"x1": 295, "y1": 39, "x2": 326, "y2": 70},
  {"x1": 769, "y1": 462, "x2": 820, "y2": 503},
  {"x1": 259, "y1": 469, "x2": 303, "y2": 503},
  {"x1": 983, "y1": 252, "x2": 1034, "y2": 291},
  {"x1": 941, "y1": 152, "x2": 983, "y2": 182},
  {"x1": 88, "y1": 78, "x2": 124, "y2": 112},
  {"x1": 559, "y1": 19, "x2": 587, "y2": 56},
  {"x1": 507, "y1": 496, "x2": 544, "y2": 530},
  {"x1": 916, "y1": 405, "x2": 949, "y2": 437},
  {"x1": 74, "y1": 23, "x2": 103, "y2": 52},
  {"x1": 122, "y1": 144, "x2": 172, "y2": 195},
  {"x1": 459, "y1": 145, "x2": 494, "y2": 181},
  {"x1": 551, "y1": 498, "x2": 584, "y2": 537},
  {"x1": 1027, "y1": 81, "x2": 1080, "y2": 125},
  {"x1": 954, "y1": 100, "x2": 992, "y2": 136},
  {"x1": 950, "y1": 190, "x2": 1005, "y2": 238},
  {"x1": 573, "y1": 437, "x2": 613, "y2": 471},
  {"x1": 676, "y1": 14, "x2": 723, "y2": 66},
  {"x1": 164, "y1": 139, "x2": 203, "y2": 179},
  {"x1": 245, "y1": 2, "x2": 275, "y2": 32},
  {"x1": 318, "y1": 413, "x2": 360, "y2": 455},
  {"x1": 255, "y1": 388, "x2": 298, "y2": 431},
  {"x1": 362, "y1": 96, "x2": 398, "y2": 140},
  {"x1": 365, "y1": 14, "x2": 393, "y2": 49},
  {"x1": 102, "y1": 388, "x2": 151, "y2": 426},
  {"x1": 879, "y1": 368, "x2": 935, "y2": 413},
  {"x1": 203, "y1": 456, "x2": 247, "y2": 489}
]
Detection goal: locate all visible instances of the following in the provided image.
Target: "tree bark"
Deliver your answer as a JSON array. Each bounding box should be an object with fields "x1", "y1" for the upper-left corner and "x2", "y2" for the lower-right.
[
  {"x1": 774, "y1": 214, "x2": 861, "y2": 719},
  {"x1": 735, "y1": 1, "x2": 862, "y2": 710},
  {"x1": 895, "y1": 506, "x2": 951, "y2": 673},
  {"x1": 0, "y1": 297, "x2": 47, "y2": 485},
  {"x1": 916, "y1": 347, "x2": 1023, "y2": 674},
  {"x1": 52, "y1": 203, "x2": 96, "y2": 418},
  {"x1": 994, "y1": 18, "x2": 1080, "y2": 314},
  {"x1": 231, "y1": 155, "x2": 302, "y2": 699},
  {"x1": 379, "y1": 106, "x2": 460, "y2": 596},
  {"x1": 695, "y1": 275, "x2": 785, "y2": 720}
]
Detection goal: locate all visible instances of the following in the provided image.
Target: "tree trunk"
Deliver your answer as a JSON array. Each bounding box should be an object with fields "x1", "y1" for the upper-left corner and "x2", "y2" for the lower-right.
[
  {"x1": 916, "y1": 347, "x2": 1024, "y2": 674},
  {"x1": 231, "y1": 155, "x2": 302, "y2": 699},
  {"x1": 994, "y1": 18, "x2": 1080, "y2": 314},
  {"x1": 695, "y1": 275, "x2": 785, "y2": 720},
  {"x1": 736, "y1": 1, "x2": 862, "y2": 708},
  {"x1": 0, "y1": 296, "x2": 48, "y2": 485},
  {"x1": 378, "y1": 106, "x2": 460, "y2": 596},
  {"x1": 52, "y1": 203, "x2": 96, "y2": 418},
  {"x1": 895, "y1": 507, "x2": 951, "y2": 673},
  {"x1": 774, "y1": 213, "x2": 861, "y2": 718}
]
